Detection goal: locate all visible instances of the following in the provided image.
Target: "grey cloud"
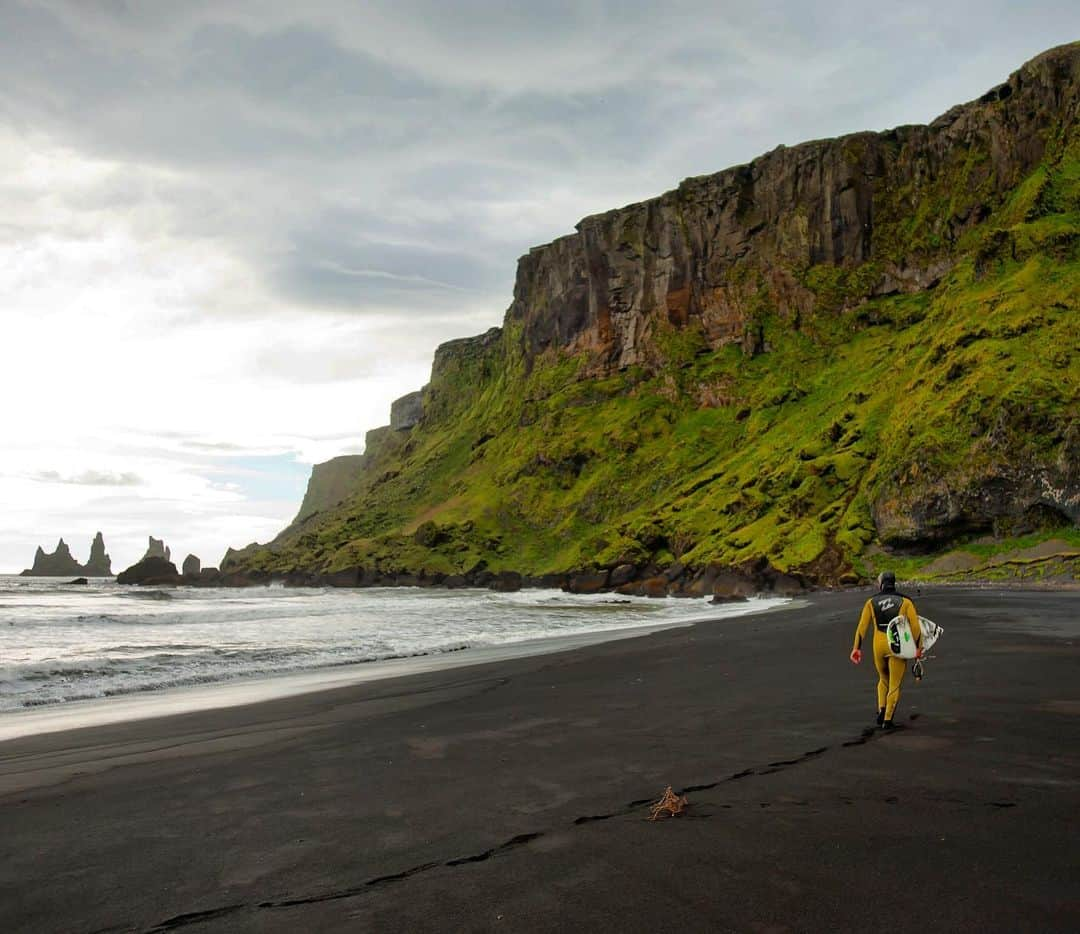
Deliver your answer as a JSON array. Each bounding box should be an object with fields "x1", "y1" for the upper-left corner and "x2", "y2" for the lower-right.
[
  {"x1": 274, "y1": 215, "x2": 507, "y2": 312},
  {"x1": 4, "y1": 0, "x2": 1078, "y2": 331}
]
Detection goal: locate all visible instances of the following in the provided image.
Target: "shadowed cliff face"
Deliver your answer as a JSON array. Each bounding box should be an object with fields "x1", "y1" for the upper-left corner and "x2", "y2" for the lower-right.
[
  {"x1": 225, "y1": 44, "x2": 1080, "y2": 588},
  {"x1": 509, "y1": 44, "x2": 1079, "y2": 374}
]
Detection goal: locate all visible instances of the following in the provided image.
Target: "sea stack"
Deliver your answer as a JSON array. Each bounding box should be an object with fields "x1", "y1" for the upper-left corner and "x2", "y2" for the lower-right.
[
  {"x1": 83, "y1": 532, "x2": 112, "y2": 576},
  {"x1": 143, "y1": 536, "x2": 171, "y2": 562},
  {"x1": 117, "y1": 556, "x2": 181, "y2": 585},
  {"x1": 20, "y1": 535, "x2": 113, "y2": 577},
  {"x1": 20, "y1": 539, "x2": 84, "y2": 577}
]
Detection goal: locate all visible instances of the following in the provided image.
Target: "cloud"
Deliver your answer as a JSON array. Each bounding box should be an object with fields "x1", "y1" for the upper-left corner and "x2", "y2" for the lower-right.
[{"x1": 32, "y1": 470, "x2": 143, "y2": 487}]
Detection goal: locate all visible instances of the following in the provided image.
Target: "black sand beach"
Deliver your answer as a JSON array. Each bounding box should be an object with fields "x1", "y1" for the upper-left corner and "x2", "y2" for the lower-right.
[{"x1": 1, "y1": 588, "x2": 1077, "y2": 933}]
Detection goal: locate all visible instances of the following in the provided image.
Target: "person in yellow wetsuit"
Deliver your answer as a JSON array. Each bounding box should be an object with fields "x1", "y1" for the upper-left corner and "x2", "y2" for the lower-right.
[{"x1": 849, "y1": 571, "x2": 922, "y2": 729}]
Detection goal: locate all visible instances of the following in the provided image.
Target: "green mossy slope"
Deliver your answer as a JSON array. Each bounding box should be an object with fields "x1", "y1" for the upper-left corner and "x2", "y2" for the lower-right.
[{"x1": 228, "y1": 63, "x2": 1080, "y2": 587}]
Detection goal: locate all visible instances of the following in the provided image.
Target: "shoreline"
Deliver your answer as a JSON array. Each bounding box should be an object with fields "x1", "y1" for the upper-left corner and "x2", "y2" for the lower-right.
[
  {"x1": 1, "y1": 587, "x2": 1076, "y2": 932},
  {"x1": 7, "y1": 570, "x2": 1077, "y2": 591},
  {"x1": 0, "y1": 596, "x2": 803, "y2": 744}
]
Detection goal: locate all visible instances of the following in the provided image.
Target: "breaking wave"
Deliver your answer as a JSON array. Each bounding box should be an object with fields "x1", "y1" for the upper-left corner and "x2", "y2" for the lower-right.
[{"x1": 0, "y1": 575, "x2": 788, "y2": 712}]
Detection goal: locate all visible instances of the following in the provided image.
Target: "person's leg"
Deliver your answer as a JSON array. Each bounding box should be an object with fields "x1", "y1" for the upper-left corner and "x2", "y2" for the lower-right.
[
  {"x1": 872, "y1": 632, "x2": 889, "y2": 720},
  {"x1": 884, "y1": 655, "x2": 908, "y2": 722}
]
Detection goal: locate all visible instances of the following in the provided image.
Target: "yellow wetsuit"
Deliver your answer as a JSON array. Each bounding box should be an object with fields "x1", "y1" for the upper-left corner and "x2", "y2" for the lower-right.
[{"x1": 852, "y1": 591, "x2": 923, "y2": 721}]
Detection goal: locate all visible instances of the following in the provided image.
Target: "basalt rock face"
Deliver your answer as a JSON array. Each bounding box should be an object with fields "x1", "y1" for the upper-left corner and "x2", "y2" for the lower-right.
[
  {"x1": 282, "y1": 429, "x2": 410, "y2": 537},
  {"x1": 224, "y1": 44, "x2": 1080, "y2": 589},
  {"x1": 20, "y1": 533, "x2": 112, "y2": 577},
  {"x1": 292, "y1": 455, "x2": 366, "y2": 525},
  {"x1": 873, "y1": 421, "x2": 1080, "y2": 547},
  {"x1": 508, "y1": 44, "x2": 1079, "y2": 375},
  {"x1": 390, "y1": 391, "x2": 424, "y2": 431}
]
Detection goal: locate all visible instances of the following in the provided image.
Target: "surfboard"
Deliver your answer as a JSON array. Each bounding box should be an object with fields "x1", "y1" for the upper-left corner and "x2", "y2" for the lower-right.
[{"x1": 886, "y1": 615, "x2": 943, "y2": 659}]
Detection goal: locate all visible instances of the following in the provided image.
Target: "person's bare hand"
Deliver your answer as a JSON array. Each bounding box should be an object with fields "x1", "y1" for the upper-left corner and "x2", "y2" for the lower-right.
[{"x1": 850, "y1": 648, "x2": 862, "y2": 665}]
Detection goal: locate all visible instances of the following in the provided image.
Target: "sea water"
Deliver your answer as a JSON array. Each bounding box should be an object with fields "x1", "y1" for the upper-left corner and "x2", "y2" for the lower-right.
[{"x1": 0, "y1": 576, "x2": 788, "y2": 712}]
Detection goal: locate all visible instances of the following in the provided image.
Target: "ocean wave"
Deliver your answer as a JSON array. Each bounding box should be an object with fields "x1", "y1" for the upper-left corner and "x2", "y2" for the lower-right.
[
  {"x1": 102, "y1": 643, "x2": 213, "y2": 653},
  {"x1": 0, "y1": 641, "x2": 474, "y2": 710},
  {"x1": 0, "y1": 579, "x2": 789, "y2": 715}
]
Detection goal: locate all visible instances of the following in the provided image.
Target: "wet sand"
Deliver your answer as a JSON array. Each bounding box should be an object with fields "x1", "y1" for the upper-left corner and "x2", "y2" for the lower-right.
[{"x1": 1, "y1": 588, "x2": 1077, "y2": 933}]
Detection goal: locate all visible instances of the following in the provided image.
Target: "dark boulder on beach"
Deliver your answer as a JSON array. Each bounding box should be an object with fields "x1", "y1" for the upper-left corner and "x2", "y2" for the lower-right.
[
  {"x1": 69, "y1": 577, "x2": 89, "y2": 586},
  {"x1": 321, "y1": 568, "x2": 361, "y2": 587},
  {"x1": 709, "y1": 569, "x2": 758, "y2": 600},
  {"x1": 490, "y1": 571, "x2": 523, "y2": 592},
  {"x1": 767, "y1": 572, "x2": 806, "y2": 596},
  {"x1": 117, "y1": 556, "x2": 181, "y2": 586},
  {"x1": 640, "y1": 577, "x2": 670, "y2": 598},
  {"x1": 566, "y1": 570, "x2": 609, "y2": 594}
]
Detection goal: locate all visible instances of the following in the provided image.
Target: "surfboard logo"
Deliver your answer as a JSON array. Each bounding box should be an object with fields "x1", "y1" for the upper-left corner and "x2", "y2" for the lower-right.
[{"x1": 888, "y1": 621, "x2": 903, "y2": 655}]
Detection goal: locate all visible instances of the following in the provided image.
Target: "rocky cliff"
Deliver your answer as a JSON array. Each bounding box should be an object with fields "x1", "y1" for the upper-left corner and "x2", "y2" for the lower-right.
[
  {"x1": 224, "y1": 44, "x2": 1080, "y2": 591},
  {"x1": 20, "y1": 533, "x2": 113, "y2": 577},
  {"x1": 507, "y1": 45, "x2": 1078, "y2": 375}
]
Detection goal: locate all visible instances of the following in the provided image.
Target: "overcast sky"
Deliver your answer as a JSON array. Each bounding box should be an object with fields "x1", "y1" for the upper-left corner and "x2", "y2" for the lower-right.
[{"x1": 1, "y1": 1, "x2": 1075, "y2": 572}]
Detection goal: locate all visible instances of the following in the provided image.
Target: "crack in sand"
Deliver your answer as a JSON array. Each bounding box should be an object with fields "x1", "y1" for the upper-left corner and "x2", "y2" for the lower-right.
[
  {"x1": 138, "y1": 727, "x2": 917, "y2": 929},
  {"x1": 150, "y1": 905, "x2": 247, "y2": 930}
]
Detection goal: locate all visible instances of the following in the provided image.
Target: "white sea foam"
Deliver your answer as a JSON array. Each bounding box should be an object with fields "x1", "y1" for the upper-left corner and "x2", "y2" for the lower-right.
[{"x1": 0, "y1": 575, "x2": 789, "y2": 712}]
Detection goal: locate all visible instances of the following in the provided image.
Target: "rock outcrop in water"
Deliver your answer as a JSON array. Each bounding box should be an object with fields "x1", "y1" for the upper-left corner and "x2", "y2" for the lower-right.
[
  {"x1": 83, "y1": 532, "x2": 112, "y2": 576},
  {"x1": 117, "y1": 556, "x2": 181, "y2": 586},
  {"x1": 142, "y1": 536, "x2": 171, "y2": 562},
  {"x1": 20, "y1": 533, "x2": 113, "y2": 577},
  {"x1": 223, "y1": 44, "x2": 1080, "y2": 591},
  {"x1": 21, "y1": 539, "x2": 83, "y2": 577}
]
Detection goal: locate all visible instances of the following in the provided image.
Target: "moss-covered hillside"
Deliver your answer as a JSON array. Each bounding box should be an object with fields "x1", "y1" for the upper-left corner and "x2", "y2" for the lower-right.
[{"x1": 224, "y1": 45, "x2": 1079, "y2": 592}]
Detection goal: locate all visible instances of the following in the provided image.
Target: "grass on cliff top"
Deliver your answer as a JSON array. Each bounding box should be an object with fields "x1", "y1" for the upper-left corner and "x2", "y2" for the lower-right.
[{"x1": 242, "y1": 150, "x2": 1079, "y2": 581}]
